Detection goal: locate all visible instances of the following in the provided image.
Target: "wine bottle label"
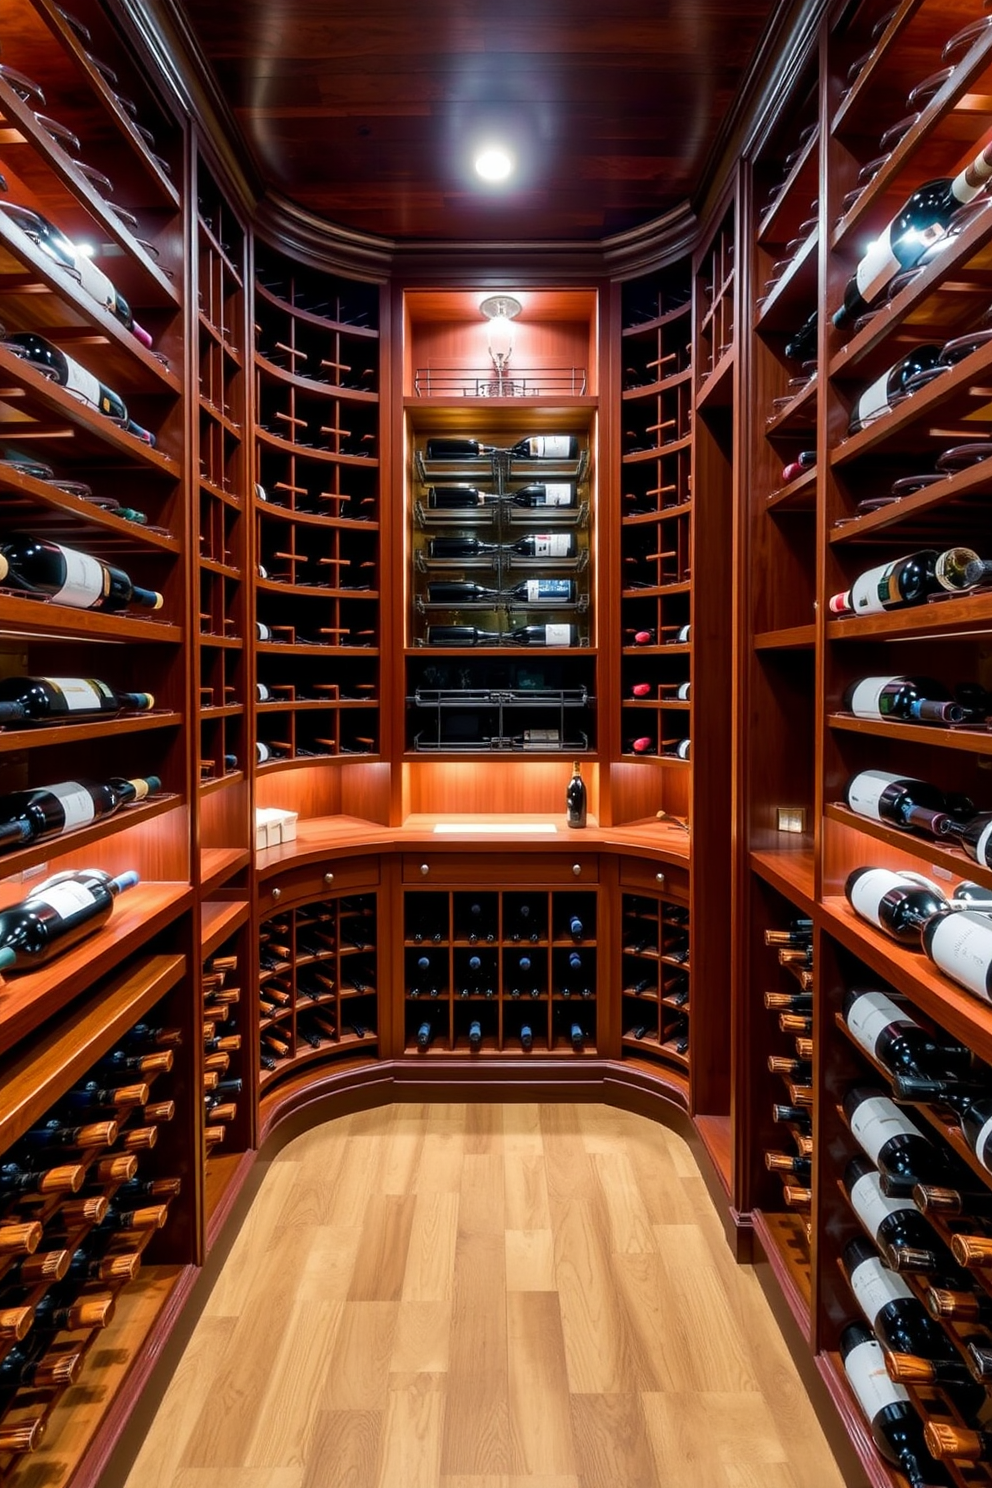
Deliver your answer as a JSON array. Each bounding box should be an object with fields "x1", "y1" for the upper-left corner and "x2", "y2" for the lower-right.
[
  {"x1": 543, "y1": 624, "x2": 573, "y2": 645},
  {"x1": 849, "y1": 1094, "x2": 922, "y2": 1164},
  {"x1": 522, "y1": 729, "x2": 559, "y2": 746},
  {"x1": 525, "y1": 436, "x2": 573, "y2": 458},
  {"x1": 847, "y1": 770, "x2": 910, "y2": 822},
  {"x1": 844, "y1": 1337, "x2": 911, "y2": 1413},
  {"x1": 52, "y1": 546, "x2": 106, "y2": 608},
  {"x1": 61, "y1": 354, "x2": 103, "y2": 411},
  {"x1": 522, "y1": 579, "x2": 572, "y2": 601},
  {"x1": 677, "y1": 682, "x2": 691, "y2": 699},
  {"x1": 847, "y1": 678, "x2": 891, "y2": 718},
  {"x1": 76, "y1": 256, "x2": 117, "y2": 315},
  {"x1": 848, "y1": 562, "x2": 909, "y2": 616},
  {"x1": 847, "y1": 991, "x2": 907, "y2": 1056},
  {"x1": 42, "y1": 677, "x2": 108, "y2": 711},
  {"x1": 974, "y1": 820, "x2": 992, "y2": 867},
  {"x1": 852, "y1": 371, "x2": 892, "y2": 432},
  {"x1": 850, "y1": 1253, "x2": 914, "y2": 1323},
  {"x1": 926, "y1": 913, "x2": 992, "y2": 1003},
  {"x1": 848, "y1": 868, "x2": 902, "y2": 929},
  {"x1": 527, "y1": 535, "x2": 572, "y2": 558},
  {"x1": 854, "y1": 224, "x2": 901, "y2": 304},
  {"x1": 973, "y1": 1114, "x2": 992, "y2": 1175},
  {"x1": 850, "y1": 1169, "x2": 917, "y2": 1232},
  {"x1": 542, "y1": 483, "x2": 573, "y2": 505},
  {"x1": 47, "y1": 783, "x2": 96, "y2": 829},
  {"x1": 28, "y1": 880, "x2": 98, "y2": 918}
]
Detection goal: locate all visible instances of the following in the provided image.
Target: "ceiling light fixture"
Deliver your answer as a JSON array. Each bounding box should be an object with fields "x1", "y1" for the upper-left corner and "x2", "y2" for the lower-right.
[{"x1": 474, "y1": 145, "x2": 514, "y2": 182}]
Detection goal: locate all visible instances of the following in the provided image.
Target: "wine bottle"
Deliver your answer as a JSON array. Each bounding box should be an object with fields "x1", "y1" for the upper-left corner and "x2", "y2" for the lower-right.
[
  {"x1": 840, "y1": 1322, "x2": 953, "y2": 1488},
  {"x1": 924, "y1": 1423, "x2": 992, "y2": 1466},
  {"x1": 843, "y1": 1087, "x2": 955, "y2": 1195},
  {"x1": 915, "y1": 1185, "x2": 992, "y2": 1219},
  {"x1": 0, "y1": 1161, "x2": 83, "y2": 1197},
  {"x1": 0, "y1": 867, "x2": 140, "y2": 973},
  {"x1": 922, "y1": 909, "x2": 992, "y2": 1003},
  {"x1": 0, "y1": 775, "x2": 160, "y2": 852},
  {"x1": 19, "y1": 1118, "x2": 118, "y2": 1153},
  {"x1": 834, "y1": 143, "x2": 992, "y2": 329},
  {"x1": 843, "y1": 988, "x2": 972, "y2": 1083},
  {"x1": 0, "y1": 535, "x2": 162, "y2": 612},
  {"x1": 468, "y1": 1019, "x2": 483, "y2": 1049},
  {"x1": 845, "y1": 867, "x2": 948, "y2": 943},
  {"x1": 848, "y1": 345, "x2": 942, "y2": 435},
  {"x1": 784, "y1": 309, "x2": 818, "y2": 364},
  {"x1": 425, "y1": 485, "x2": 492, "y2": 507},
  {"x1": 31, "y1": 1290, "x2": 115, "y2": 1333},
  {"x1": 508, "y1": 435, "x2": 580, "y2": 459},
  {"x1": 830, "y1": 548, "x2": 981, "y2": 617},
  {"x1": 566, "y1": 761, "x2": 586, "y2": 829},
  {"x1": 427, "y1": 624, "x2": 578, "y2": 647},
  {"x1": 427, "y1": 533, "x2": 576, "y2": 560},
  {"x1": 3, "y1": 332, "x2": 136, "y2": 426},
  {"x1": 843, "y1": 1235, "x2": 971, "y2": 1368},
  {"x1": 415, "y1": 1019, "x2": 433, "y2": 1051},
  {"x1": 426, "y1": 579, "x2": 576, "y2": 604},
  {"x1": 950, "y1": 814, "x2": 992, "y2": 869},
  {"x1": 519, "y1": 1023, "x2": 534, "y2": 1050},
  {"x1": 843, "y1": 675, "x2": 965, "y2": 725},
  {"x1": 568, "y1": 915, "x2": 584, "y2": 941},
  {"x1": 509, "y1": 483, "x2": 576, "y2": 507},
  {"x1": 0, "y1": 675, "x2": 154, "y2": 726},
  {"x1": 843, "y1": 772, "x2": 956, "y2": 839},
  {"x1": 0, "y1": 1338, "x2": 83, "y2": 1390},
  {"x1": 927, "y1": 1285, "x2": 992, "y2": 1324},
  {"x1": 568, "y1": 1021, "x2": 585, "y2": 1050},
  {"x1": 0, "y1": 202, "x2": 152, "y2": 345},
  {"x1": 765, "y1": 1152, "x2": 811, "y2": 1179}
]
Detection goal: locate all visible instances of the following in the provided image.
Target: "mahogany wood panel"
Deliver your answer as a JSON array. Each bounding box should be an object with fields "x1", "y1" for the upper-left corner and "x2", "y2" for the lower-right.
[{"x1": 175, "y1": 0, "x2": 781, "y2": 242}]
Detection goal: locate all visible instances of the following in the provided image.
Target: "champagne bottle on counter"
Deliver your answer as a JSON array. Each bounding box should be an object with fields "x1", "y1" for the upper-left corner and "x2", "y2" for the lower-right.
[
  {"x1": 2, "y1": 333, "x2": 154, "y2": 443},
  {"x1": 845, "y1": 867, "x2": 949, "y2": 943},
  {"x1": 0, "y1": 535, "x2": 162, "y2": 612},
  {"x1": 843, "y1": 988, "x2": 972, "y2": 1083},
  {"x1": 0, "y1": 867, "x2": 140, "y2": 974},
  {"x1": 847, "y1": 345, "x2": 942, "y2": 435},
  {"x1": 0, "y1": 675, "x2": 155, "y2": 725},
  {"x1": 0, "y1": 775, "x2": 160, "y2": 851},
  {"x1": 843, "y1": 1088, "x2": 956, "y2": 1195},
  {"x1": 843, "y1": 773, "x2": 958, "y2": 839},
  {"x1": 830, "y1": 548, "x2": 981, "y2": 617},
  {"x1": 840, "y1": 1322, "x2": 954, "y2": 1488},
  {"x1": 834, "y1": 142, "x2": 992, "y2": 329},
  {"x1": 843, "y1": 675, "x2": 965, "y2": 725},
  {"x1": 566, "y1": 761, "x2": 587, "y2": 829}
]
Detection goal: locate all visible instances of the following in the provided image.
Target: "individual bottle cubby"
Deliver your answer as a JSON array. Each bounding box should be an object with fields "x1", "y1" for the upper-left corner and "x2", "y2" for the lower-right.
[
  {"x1": 403, "y1": 888, "x2": 598, "y2": 1054},
  {"x1": 696, "y1": 208, "x2": 736, "y2": 393},
  {"x1": 619, "y1": 891, "x2": 690, "y2": 1073},
  {"x1": 0, "y1": 971, "x2": 189, "y2": 1472},
  {"x1": 257, "y1": 893, "x2": 378, "y2": 1085}
]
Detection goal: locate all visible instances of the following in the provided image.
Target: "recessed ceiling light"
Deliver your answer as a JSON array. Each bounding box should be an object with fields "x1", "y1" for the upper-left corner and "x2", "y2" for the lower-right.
[{"x1": 475, "y1": 146, "x2": 514, "y2": 183}]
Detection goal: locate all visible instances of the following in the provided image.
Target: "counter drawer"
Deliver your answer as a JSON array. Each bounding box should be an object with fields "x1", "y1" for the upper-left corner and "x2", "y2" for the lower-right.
[
  {"x1": 401, "y1": 852, "x2": 599, "y2": 885},
  {"x1": 618, "y1": 855, "x2": 689, "y2": 900},
  {"x1": 259, "y1": 855, "x2": 380, "y2": 914}
]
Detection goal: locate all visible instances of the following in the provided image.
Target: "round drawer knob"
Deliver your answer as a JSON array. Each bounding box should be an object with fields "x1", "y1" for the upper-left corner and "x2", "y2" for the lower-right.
[
  {"x1": 420, "y1": 863, "x2": 430, "y2": 877},
  {"x1": 271, "y1": 887, "x2": 281, "y2": 902},
  {"x1": 323, "y1": 872, "x2": 334, "y2": 885},
  {"x1": 656, "y1": 872, "x2": 666, "y2": 885},
  {"x1": 572, "y1": 863, "x2": 582, "y2": 877}
]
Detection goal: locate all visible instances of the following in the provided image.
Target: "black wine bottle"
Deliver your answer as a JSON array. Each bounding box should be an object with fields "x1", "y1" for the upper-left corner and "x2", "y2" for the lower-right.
[
  {"x1": 843, "y1": 988, "x2": 971, "y2": 1084},
  {"x1": 0, "y1": 535, "x2": 162, "y2": 612},
  {"x1": 509, "y1": 482, "x2": 576, "y2": 506},
  {"x1": 519, "y1": 1023, "x2": 534, "y2": 1050},
  {"x1": 834, "y1": 143, "x2": 992, "y2": 328},
  {"x1": 830, "y1": 548, "x2": 981, "y2": 617},
  {"x1": 0, "y1": 868, "x2": 140, "y2": 974},
  {"x1": 922, "y1": 909, "x2": 992, "y2": 1003},
  {"x1": 0, "y1": 675, "x2": 154, "y2": 725},
  {"x1": 0, "y1": 1161, "x2": 83, "y2": 1197},
  {"x1": 843, "y1": 773, "x2": 956, "y2": 839},
  {"x1": 848, "y1": 346, "x2": 942, "y2": 435},
  {"x1": 427, "y1": 533, "x2": 576, "y2": 560},
  {"x1": 3, "y1": 333, "x2": 131, "y2": 423},
  {"x1": 784, "y1": 309, "x2": 818, "y2": 364},
  {"x1": 415, "y1": 1019, "x2": 433, "y2": 1050},
  {"x1": 0, "y1": 775, "x2": 160, "y2": 852},
  {"x1": 843, "y1": 675, "x2": 964, "y2": 725},
  {"x1": 427, "y1": 624, "x2": 578, "y2": 647},
  {"x1": 468, "y1": 1019, "x2": 483, "y2": 1049},
  {"x1": 508, "y1": 435, "x2": 580, "y2": 459},
  {"x1": 0, "y1": 202, "x2": 151, "y2": 345},
  {"x1": 566, "y1": 761, "x2": 587, "y2": 828},
  {"x1": 952, "y1": 813, "x2": 992, "y2": 869},
  {"x1": 924, "y1": 1423, "x2": 992, "y2": 1466},
  {"x1": 844, "y1": 1090, "x2": 954, "y2": 1196},
  {"x1": 840, "y1": 1322, "x2": 953, "y2": 1487},
  {"x1": 426, "y1": 578, "x2": 576, "y2": 604},
  {"x1": 845, "y1": 868, "x2": 948, "y2": 943},
  {"x1": 843, "y1": 1235, "x2": 970, "y2": 1367}
]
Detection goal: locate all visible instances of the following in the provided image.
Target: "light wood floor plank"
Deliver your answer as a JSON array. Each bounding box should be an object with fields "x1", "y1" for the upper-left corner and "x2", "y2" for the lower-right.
[
  {"x1": 504, "y1": 1154, "x2": 552, "y2": 1231},
  {"x1": 243, "y1": 1299, "x2": 343, "y2": 1467},
  {"x1": 348, "y1": 1192, "x2": 417, "y2": 1300},
  {"x1": 590, "y1": 1150, "x2": 657, "y2": 1254},
  {"x1": 506, "y1": 1291, "x2": 575, "y2": 1477},
  {"x1": 375, "y1": 1380, "x2": 445, "y2": 1488},
  {"x1": 322, "y1": 1301, "x2": 400, "y2": 1411},
  {"x1": 302, "y1": 1411, "x2": 382, "y2": 1488},
  {"x1": 569, "y1": 1392, "x2": 657, "y2": 1488},
  {"x1": 404, "y1": 1190, "x2": 461, "y2": 1302},
  {"x1": 505, "y1": 1227, "x2": 556, "y2": 1291}
]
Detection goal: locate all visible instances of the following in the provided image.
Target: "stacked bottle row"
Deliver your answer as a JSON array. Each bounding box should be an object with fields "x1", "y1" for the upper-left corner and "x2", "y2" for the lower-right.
[
  {"x1": 0, "y1": 999, "x2": 182, "y2": 1461},
  {"x1": 762, "y1": 918, "x2": 814, "y2": 1270},
  {"x1": 619, "y1": 268, "x2": 692, "y2": 762},
  {"x1": 619, "y1": 891, "x2": 690, "y2": 1072},
  {"x1": 404, "y1": 889, "x2": 597, "y2": 1053},
  {"x1": 201, "y1": 946, "x2": 243, "y2": 1160},
  {"x1": 257, "y1": 893, "x2": 378, "y2": 1083},
  {"x1": 253, "y1": 246, "x2": 381, "y2": 767}
]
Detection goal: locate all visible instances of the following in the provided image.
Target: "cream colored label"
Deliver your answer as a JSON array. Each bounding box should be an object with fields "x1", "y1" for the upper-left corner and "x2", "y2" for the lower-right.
[
  {"x1": 849, "y1": 1094, "x2": 921, "y2": 1165},
  {"x1": 47, "y1": 782, "x2": 95, "y2": 829},
  {"x1": 845, "y1": 1337, "x2": 911, "y2": 1415},
  {"x1": 52, "y1": 546, "x2": 105, "y2": 608}
]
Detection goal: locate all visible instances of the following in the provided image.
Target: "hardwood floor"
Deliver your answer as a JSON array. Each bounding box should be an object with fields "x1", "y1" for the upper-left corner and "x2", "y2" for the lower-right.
[{"x1": 124, "y1": 1104, "x2": 850, "y2": 1488}]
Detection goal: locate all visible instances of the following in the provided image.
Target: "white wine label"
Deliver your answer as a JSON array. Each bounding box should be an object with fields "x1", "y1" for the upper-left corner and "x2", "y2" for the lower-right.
[
  {"x1": 848, "y1": 677, "x2": 897, "y2": 717},
  {"x1": 42, "y1": 677, "x2": 106, "y2": 711},
  {"x1": 48, "y1": 782, "x2": 96, "y2": 829},
  {"x1": 543, "y1": 623, "x2": 573, "y2": 646},
  {"x1": 850, "y1": 1253, "x2": 913, "y2": 1324},
  {"x1": 524, "y1": 579, "x2": 572, "y2": 601},
  {"x1": 850, "y1": 1169, "x2": 917, "y2": 1233},
  {"x1": 853, "y1": 370, "x2": 892, "y2": 432},
  {"x1": 848, "y1": 560, "x2": 907, "y2": 616},
  {"x1": 847, "y1": 770, "x2": 907, "y2": 822},
  {"x1": 523, "y1": 729, "x2": 559, "y2": 747},
  {"x1": 844, "y1": 1337, "x2": 911, "y2": 1414},
  {"x1": 926, "y1": 913, "x2": 992, "y2": 1003},
  {"x1": 847, "y1": 990, "x2": 906, "y2": 1056},
  {"x1": 854, "y1": 224, "x2": 900, "y2": 303},
  {"x1": 849, "y1": 1094, "x2": 921, "y2": 1164},
  {"x1": 975, "y1": 1114, "x2": 992, "y2": 1175},
  {"x1": 52, "y1": 545, "x2": 106, "y2": 608},
  {"x1": 676, "y1": 739, "x2": 691, "y2": 759},
  {"x1": 28, "y1": 880, "x2": 97, "y2": 919},
  {"x1": 529, "y1": 534, "x2": 572, "y2": 558},
  {"x1": 848, "y1": 868, "x2": 903, "y2": 929},
  {"x1": 61, "y1": 353, "x2": 103, "y2": 411},
  {"x1": 529, "y1": 436, "x2": 573, "y2": 458},
  {"x1": 76, "y1": 255, "x2": 117, "y2": 314},
  {"x1": 543, "y1": 483, "x2": 573, "y2": 505},
  {"x1": 975, "y1": 820, "x2": 992, "y2": 867},
  {"x1": 677, "y1": 682, "x2": 691, "y2": 700},
  {"x1": 257, "y1": 683, "x2": 270, "y2": 701}
]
